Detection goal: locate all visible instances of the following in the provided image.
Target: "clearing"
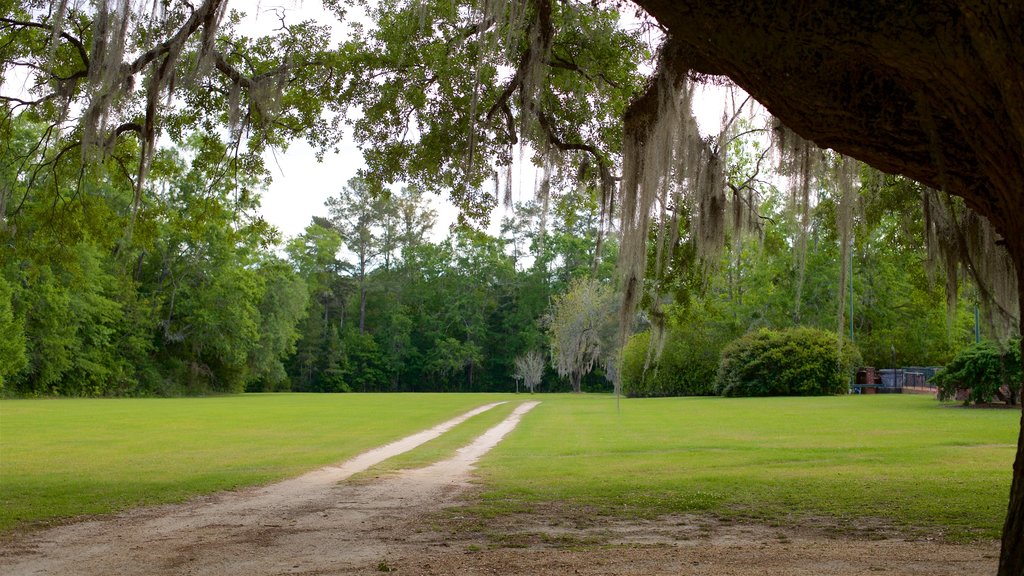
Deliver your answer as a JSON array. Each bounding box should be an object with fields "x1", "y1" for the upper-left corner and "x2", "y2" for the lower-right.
[{"x1": 0, "y1": 398, "x2": 1001, "y2": 575}]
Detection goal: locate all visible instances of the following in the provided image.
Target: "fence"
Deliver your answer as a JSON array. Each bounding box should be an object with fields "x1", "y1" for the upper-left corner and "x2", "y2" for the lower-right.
[{"x1": 853, "y1": 366, "x2": 942, "y2": 394}]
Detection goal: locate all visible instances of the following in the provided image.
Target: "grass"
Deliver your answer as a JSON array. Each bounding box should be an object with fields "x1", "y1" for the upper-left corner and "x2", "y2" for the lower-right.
[
  {"x1": 474, "y1": 394, "x2": 1020, "y2": 541},
  {"x1": 1, "y1": 393, "x2": 1019, "y2": 541},
  {"x1": 0, "y1": 393, "x2": 511, "y2": 531}
]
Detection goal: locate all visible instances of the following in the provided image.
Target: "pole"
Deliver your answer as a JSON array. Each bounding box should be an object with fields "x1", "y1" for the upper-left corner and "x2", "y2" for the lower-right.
[
  {"x1": 849, "y1": 239, "x2": 854, "y2": 341},
  {"x1": 974, "y1": 304, "x2": 981, "y2": 343}
]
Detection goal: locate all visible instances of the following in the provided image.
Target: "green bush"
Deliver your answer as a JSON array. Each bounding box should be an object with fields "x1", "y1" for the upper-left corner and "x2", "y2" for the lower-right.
[
  {"x1": 932, "y1": 339, "x2": 1021, "y2": 405},
  {"x1": 714, "y1": 327, "x2": 861, "y2": 397},
  {"x1": 622, "y1": 328, "x2": 726, "y2": 398}
]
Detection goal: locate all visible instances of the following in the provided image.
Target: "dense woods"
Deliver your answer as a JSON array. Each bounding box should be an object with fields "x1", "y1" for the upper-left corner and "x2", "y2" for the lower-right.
[
  {"x1": 1, "y1": 2, "x2": 1013, "y2": 399},
  {"x1": 0, "y1": 113, "x2": 984, "y2": 397}
]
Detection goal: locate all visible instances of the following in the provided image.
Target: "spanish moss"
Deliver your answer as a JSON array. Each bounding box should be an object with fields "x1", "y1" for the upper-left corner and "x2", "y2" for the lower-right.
[
  {"x1": 772, "y1": 121, "x2": 820, "y2": 323},
  {"x1": 923, "y1": 189, "x2": 1020, "y2": 340},
  {"x1": 834, "y1": 155, "x2": 859, "y2": 349}
]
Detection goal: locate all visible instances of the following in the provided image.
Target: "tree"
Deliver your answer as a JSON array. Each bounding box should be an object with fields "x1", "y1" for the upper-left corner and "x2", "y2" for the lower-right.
[
  {"x1": 284, "y1": 222, "x2": 352, "y2": 391},
  {"x1": 933, "y1": 340, "x2": 1023, "y2": 407},
  {"x1": 245, "y1": 257, "x2": 308, "y2": 392},
  {"x1": 547, "y1": 277, "x2": 616, "y2": 393},
  {"x1": 0, "y1": 277, "x2": 27, "y2": 389},
  {"x1": 513, "y1": 349, "x2": 545, "y2": 393},
  {"x1": 626, "y1": 7, "x2": 1024, "y2": 568},
  {"x1": 337, "y1": 0, "x2": 649, "y2": 225},
  {"x1": 325, "y1": 176, "x2": 393, "y2": 334},
  {"x1": 0, "y1": 1, "x2": 343, "y2": 236}
]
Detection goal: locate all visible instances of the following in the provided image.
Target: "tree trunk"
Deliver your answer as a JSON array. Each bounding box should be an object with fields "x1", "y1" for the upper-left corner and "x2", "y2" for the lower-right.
[
  {"x1": 359, "y1": 283, "x2": 367, "y2": 335},
  {"x1": 571, "y1": 373, "x2": 581, "y2": 394},
  {"x1": 998, "y1": 260, "x2": 1024, "y2": 576}
]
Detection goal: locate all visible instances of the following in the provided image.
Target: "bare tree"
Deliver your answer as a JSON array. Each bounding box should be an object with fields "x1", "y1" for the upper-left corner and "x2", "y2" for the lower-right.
[
  {"x1": 547, "y1": 277, "x2": 617, "y2": 393},
  {"x1": 513, "y1": 349, "x2": 545, "y2": 394}
]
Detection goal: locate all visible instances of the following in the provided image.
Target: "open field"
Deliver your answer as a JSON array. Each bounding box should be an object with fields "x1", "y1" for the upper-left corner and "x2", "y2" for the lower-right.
[
  {"x1": 475, "y1": 394, "x2": 1019, "y2": 541},
  {"x1": 0, "y1": 393, "x2": 1018, "y2": 542},
  {"x1": 0, "y1": 393, "x2": 512, "y2": 531}
]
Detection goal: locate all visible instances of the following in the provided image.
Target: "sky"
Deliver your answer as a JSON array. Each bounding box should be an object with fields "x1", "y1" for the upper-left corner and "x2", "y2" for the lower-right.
[{"x1": 243, "y1": 1, "x2": 738, "y2": 242}]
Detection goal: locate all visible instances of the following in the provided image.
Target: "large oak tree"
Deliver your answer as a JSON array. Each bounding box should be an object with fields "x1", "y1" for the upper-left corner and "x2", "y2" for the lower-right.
[{"x1": 624, "y1": 3, "x2": 1022, "y2": 572}]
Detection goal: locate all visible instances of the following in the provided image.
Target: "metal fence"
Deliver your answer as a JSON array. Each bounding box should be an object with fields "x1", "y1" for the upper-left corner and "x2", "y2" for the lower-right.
[{"x1": 854, "y1": 366, "x2": 943, "y2": 393}]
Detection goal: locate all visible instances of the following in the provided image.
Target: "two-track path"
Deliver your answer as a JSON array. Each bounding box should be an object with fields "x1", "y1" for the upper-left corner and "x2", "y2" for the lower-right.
[{"x1": 0, "y1": 401, "x2": 539, "y2": 576}]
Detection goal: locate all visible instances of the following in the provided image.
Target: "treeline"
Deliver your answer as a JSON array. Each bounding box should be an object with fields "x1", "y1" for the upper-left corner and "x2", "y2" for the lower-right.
[
  {"x1": 2, "y1": 120, "x2": 981, "y2": 398},
  {"x1": 279, "y1": 176, "x2": 613, "y2": 394},
  {"x1": 0, "y1": 120, "x2": 614, "y2": 395},
  {"x1": 1, "y1": 128, "x2": 310, "y2": 395}
]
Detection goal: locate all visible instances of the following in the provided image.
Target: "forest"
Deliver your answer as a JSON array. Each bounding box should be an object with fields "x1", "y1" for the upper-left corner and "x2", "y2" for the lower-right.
[{"x1": 0, "y1": 1, "x2": 1016, "y2": 401}]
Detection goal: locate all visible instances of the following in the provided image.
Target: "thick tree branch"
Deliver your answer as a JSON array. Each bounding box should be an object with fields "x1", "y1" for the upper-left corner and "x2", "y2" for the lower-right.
[
  {"x1": 125, "y1": 0, "x2": 225, "y2": 76},
  {"x1": 0, "y1": 94, "x2": 57, "y2": 107},
  {"x1": 549, "y1": 53, "x2": 622, "y2": 89},
  {"x1": 537, "y1": 111, "x2": 606, "y2": 163},
  {"x1": 0, "y1": 16, "x2": 90, "y2": 67}
]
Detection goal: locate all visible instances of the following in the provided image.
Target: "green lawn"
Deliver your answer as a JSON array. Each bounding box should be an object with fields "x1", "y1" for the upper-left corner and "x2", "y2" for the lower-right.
[
  {"x1": 0, "y1": 393, "x2": 511, "y2": 531},
  {"x1": 1, "y1": 393, "x2": 1019, "y2": 541},
  {"x1": 476, "y1": 394, "x2": 1020, "y2": 540}
]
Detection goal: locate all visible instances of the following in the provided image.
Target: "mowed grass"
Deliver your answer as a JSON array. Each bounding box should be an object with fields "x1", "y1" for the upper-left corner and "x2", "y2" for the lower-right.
[
  {"x1": 475, "y1": 394, "x2": 1021, "y2": 540},
  {"x1": 1, "y1": 393, "x2": 1019, "y2": 541},
  {"x1": 0, "y1": 393, "x2": 511, "y2": 532}
]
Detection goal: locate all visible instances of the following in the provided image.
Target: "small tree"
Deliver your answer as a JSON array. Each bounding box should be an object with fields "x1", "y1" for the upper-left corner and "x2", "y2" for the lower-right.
[
  {"x1": 513, "y1": 349, "x2": 546, "y2": 393},
  {"x1": 547, "y1": 277, "x2": 617, "y2": 393},
  {"x1": 933, "y1": 339, "x2": 1022, "y2": 406}
]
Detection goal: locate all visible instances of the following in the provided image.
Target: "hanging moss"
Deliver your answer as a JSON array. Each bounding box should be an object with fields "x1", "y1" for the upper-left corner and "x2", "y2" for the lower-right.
[
  {"x1": 922, "y1": 190, "x2": 1020, "y2": 340},
  {"x1": 834, "y1": 155, "x2": 859, "y2": 349},
  {"x1": 616, "y1": 46, "x2": 717, "y2": 355}
]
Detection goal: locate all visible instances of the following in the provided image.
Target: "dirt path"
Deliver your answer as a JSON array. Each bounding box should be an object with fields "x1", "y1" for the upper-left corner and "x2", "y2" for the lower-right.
[
  {"x1": 0, "y1": 398, "x2": 1000, "y2": 575},
  {"x1": 0, "y1": 401, "x2": 533, "y2": 576}
]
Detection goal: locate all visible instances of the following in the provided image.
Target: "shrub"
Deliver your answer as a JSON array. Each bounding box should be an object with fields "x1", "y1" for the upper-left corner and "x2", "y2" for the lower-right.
[
  {"x1": 714, "y1": 327, "x2": 861, "y2": 397},
  {"x1": 932, "y1": 339, "x2": 1021, "y2": 405},
  {"x1": 622, "y1": 329, "x2": 722, "y2": 397}
]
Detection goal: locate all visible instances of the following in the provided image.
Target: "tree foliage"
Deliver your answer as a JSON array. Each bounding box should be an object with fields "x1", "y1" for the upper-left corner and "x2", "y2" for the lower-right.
[
  {"x1": 932, "y1": 339, "x2": 1022, "y2": 406},
  {"x1": 0, "y1": 277, "x2": 27, "y2": 389},
  {"x1": 336, "y1": 0, "x2": 650, "y2": 224},
  {"x1": 547, "y1": 276, "x2": 616, "y2": 393}
]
